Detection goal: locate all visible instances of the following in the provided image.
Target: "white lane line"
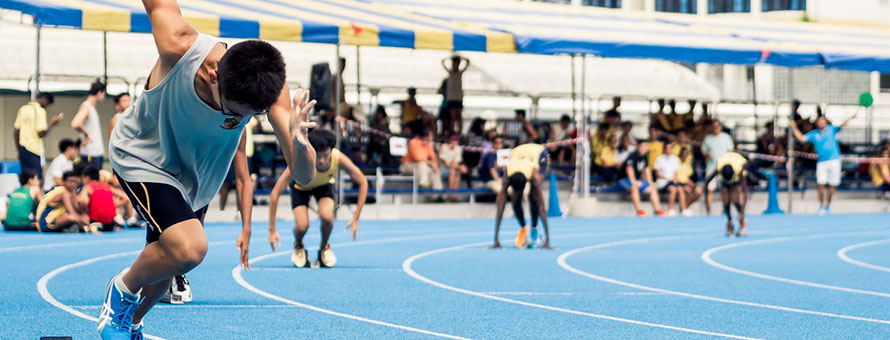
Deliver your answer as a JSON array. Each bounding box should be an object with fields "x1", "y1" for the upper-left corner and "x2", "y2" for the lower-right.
[
  {"x1": 403, "y1": 240, "x2": 763, "y2": 340},
  {"x1": 837, "y1": 238, "x2": 890, "y2": 274},
  {"x1": 559, "y1": 234, "x2": 890, "y2": 325},
  {"x1": 480, "y1": 292, "x2": 665, "y2": 296},
  {"x1": 70, "y1": 304, "x2": 297, "y2": 310},
  {"x1": 0, "y1": 238, "x2": 141, "y2": 253},
  {"x1": 234, "y1": 232, "x2": 492, "y2": 340},
  {"x1": 702, "y1": 230, "x2": 890, "y2": 298}
]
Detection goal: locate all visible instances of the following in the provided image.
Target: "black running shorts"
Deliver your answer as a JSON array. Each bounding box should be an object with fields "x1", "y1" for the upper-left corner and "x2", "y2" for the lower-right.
[
  {"x1": 290, "y1": 183, "x2": 335, "y2": 209},
  {"x1": 115, "y1": 171, "x2": 207, "y2": 244}
]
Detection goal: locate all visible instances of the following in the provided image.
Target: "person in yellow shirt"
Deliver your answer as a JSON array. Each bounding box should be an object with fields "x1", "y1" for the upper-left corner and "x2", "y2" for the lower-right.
[
  {"x1": 647, "y1": 126, "x2": 664, "y2": 169},
  {"x1": 268, "y1": 129, "x2": 368, "y2": 268},
  {"x1": 703, "y1": 152, "x2": 753, "y2": 237},
  {"x1": 596, "y1": 135, "x2": 621, "y2": 181},
  {"x1": 13, "y1": 93, "x2": 62, "y2": 179},
  {"x1": 871, "y1": 148, "x2": 890, "y2": 194},
  {"x1": 491, "y1": 143, "x2": 551, "y2": 250},
  {"x1": 675, "y1": 146, "x2": 702, "y2": 213},
  {"x1": 36, "y1": 171, "x2": 89, "y2": 232}
]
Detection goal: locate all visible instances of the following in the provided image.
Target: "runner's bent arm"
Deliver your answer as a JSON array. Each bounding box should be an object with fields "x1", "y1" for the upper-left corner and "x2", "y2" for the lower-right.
[
  {"x1": 267, "y1": 85, "x2": 317, "y2": 187},
  {"x1": 267, "y1": 168, "x2": 291, "y2": 251},
  {"x1": 340, "y1": 155, "x2": 367, "y2": 241}
]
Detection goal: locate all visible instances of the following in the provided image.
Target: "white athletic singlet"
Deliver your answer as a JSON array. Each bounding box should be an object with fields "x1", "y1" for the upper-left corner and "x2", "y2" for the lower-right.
[
  {"x1": 109, "y1": 34, "x2": 250, "y2": 209},
  {"x1": 80, "y1": 101, "x2": 104, "y2": 157}
]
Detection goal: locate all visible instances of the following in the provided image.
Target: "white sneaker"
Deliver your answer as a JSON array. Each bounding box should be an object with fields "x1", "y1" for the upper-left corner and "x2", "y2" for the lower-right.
[
  {"x1": 291, "y1": 247, "x2": 309, "y2": 268},
  {"x1": 160, "y1": 275, "x2": 191, "y2": 304},
  {"x1": 681, "y1": 209, "x2": 694, "y2": 217},
  {"x1": 318, "y1": 247, "x2": 337, "y2": 268},
  {"x1": 817, "y1": 207, "x2": 827, "y2": 216},
  {"x1": 668, "y1": 210, "x2": 678, "y2": 217}
]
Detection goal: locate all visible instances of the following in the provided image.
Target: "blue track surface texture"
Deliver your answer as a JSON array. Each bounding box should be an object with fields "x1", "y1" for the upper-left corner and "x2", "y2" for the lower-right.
[{"x1": 4, "y1": 213, "x2": 890, "y2": 339}]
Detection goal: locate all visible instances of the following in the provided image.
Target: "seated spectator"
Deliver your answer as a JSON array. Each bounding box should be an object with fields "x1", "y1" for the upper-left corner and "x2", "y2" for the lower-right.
[
  {"x1": 367, "y1": 105, "x2": 391, "y2": 164},
  {"x1": 400, "y1": 132, "x2": 444, "y2": 195},
  {"x1": 79, "y1": 166, "x2": 128, "y2": 231},
  {"x1": 595, "y1": 134, "x2": 621, "y2": 182},
  {"x1": 397, "y1": 87, "x2": 423, "y2": 133},
  {"x1": 618, "y1": 141, "x2": 666, "y2": 217},
  {"x1": 438, "y1": 135, "x2": 467, "y2": 202},
  {"x1": 676, "y1": 146, "x2": 702, "y2": 211},
  {"x1": 670, "y1": 131, "x2": 692, "y2": 158},
  {"x1": 549, "y1": 114, "x2": 576, "y2": 168},
  {"x1": 590, "y1": 122, "x2": 613, "y2": 169},
  {"x1": 479, "y1": 136, "x2": 504, "y2": 193},
  {"x1": 615, "y1": 133, "x2": 637, "y2": 165},
  {"x1": 619, "y1": 121, "x2": 637, "y2": 148},
  {"x1": 871, "y1": 148, "x2": 890, "y2": 196},
  {"x1": 44, "y1": 138, "x2": 79, "y2": 192},
  {"x1": 36, "y1": 171, "x2": 89, "y2": 232},
  {"x1": 1, "y1": 169, "x2": 42, "y2": 231},
  {"x1": 646, "y1": 126, "x2": 664, "y2": 170},
  {"x1": 653, "y1": 143, "x2": 686, "y2": 216},
  {"x1": 504, "y1": 109, "x2": 537, "y2": 145}
]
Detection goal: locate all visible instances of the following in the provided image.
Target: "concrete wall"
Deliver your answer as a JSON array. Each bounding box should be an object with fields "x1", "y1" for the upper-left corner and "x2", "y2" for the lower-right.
[{"x1": 1, "y1": 93, "x2": 117, "y2": 168}]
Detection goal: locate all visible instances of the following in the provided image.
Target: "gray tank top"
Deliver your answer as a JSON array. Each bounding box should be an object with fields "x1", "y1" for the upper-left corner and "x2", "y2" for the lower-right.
[
  {"x1": 80, "y1": 101, "x2": 104, "y2": 157},
  {"x1": 109, "y1": 34, "x2": 249, "y2": 209}
]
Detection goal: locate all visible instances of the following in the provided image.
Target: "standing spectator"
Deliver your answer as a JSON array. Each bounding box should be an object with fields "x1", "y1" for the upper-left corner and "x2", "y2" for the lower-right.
[
  {"x1": 439, "y1": 135, "x2": 467, "y2": 202},
  {"x1": 603, "y1": 96, "x2": 621, "y2": 120},
  {"x1": 479, "y1": 136, "x2": 504, "y2": 193},
  {"x1": 14, "y1": 92, "x2": 62, "y2": 179},
  {"x1": 618, "y1": 141, "x2": 666, "y2": 217},
  {"x1": 690, "y1": 102, "x2": 713, "y2": 142},
  {"x1": 44, "y1": 139, "x2": 79, "y2": 192},
  {"x1": 702, "y1": 120, "x2": 735, "y2": 214},
  {"x1": 672, "y1": 99, "x2": 696, "y2": 134},
  {"x1": 646, "y1": 126, "x2": 664, "y2": 170},
  {"x1": 790, "y1": 112, "x2": 859, "y2": 215},
  {"x1": 1, "y1": 169, "x2": 43, "y2": 231},
  {"x1": 654, "y1": 143, "x2": 685, "y2": 216},
  {"x1": 108, "y1": 93, "x2": 132, "y2": 135},
  {"x1": 505, "y1": 109, "x2": 537, "y2": 145},
  {"x1": 400, "y1": 133, "x2": 443, "y2": 194},
  {"x1": 71, "y1": 79, "x2": 107, "y2": 169},
  {"x1": 367, "y1": 105, "x2": 391, "y2": 164},
  {"x1": 36, "y1": 170, "x2": 89, "y2": 232},
  {"x1": 441, "y1": 55, "x2": 469, "y2": 135},
  {"x1": 549, "y1": 114, "x2": 576, "y2": 168},
  {"x1": 871, "y1": 148, "x2": 890, "y2": 196},
  {"x1": 396, "y1": 87, "x2": 423, "y2": 134},
  {"x1": 652, "y1": 98, "x2": 670, "y2": 132}
]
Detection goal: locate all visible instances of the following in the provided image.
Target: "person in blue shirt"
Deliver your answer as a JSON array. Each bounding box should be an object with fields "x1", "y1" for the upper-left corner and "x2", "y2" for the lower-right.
[
  {"x1": 479, "y1": 136, "x2": 504, "y2": 193},
  {"x1": 791, "y1": 111, "x2": 859, "y2": 215}
]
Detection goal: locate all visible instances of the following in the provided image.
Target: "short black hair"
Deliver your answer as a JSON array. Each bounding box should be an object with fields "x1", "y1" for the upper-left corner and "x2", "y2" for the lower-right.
[
  {"x1": 604, "y1": 110, "x2": 620, "y2": 120},
  {"x1": 72, "y1": 162, "x2": 88, "y2": 177},
  {"x1": 62, "y1": 170, "x2": 79, "y2": 181},
  {"x1": 218, "y1": 40, "x2": 287, "y2": 111},
  {"x1": 720, "y1": 164, "x2": 735, "y2": 181},
  {"x1": 114, "y1": 93, "x2": 130, "y2": 104},
  {"x1": 19, "y1": 168, "x2": 38, "y2": 185},
  {"x1": 560, "y1": 114, "x2": 570, "y2": 122},
  {"x1": 515, "y1": 109, "x2": 526, "y2": 117},
  {"x1": 58, "y1": 138, "x2": 76, "y2": 153},
  {"x1": 89, "y1": 79, "x2": 107, "y2": 95},
  {"x1": 308, "y1": 129, "x2": 336, "y2": 151},
  {"x1": 37, "y1": 92, "x2": 54, "y2": 105},
  {"x1": 508, "y1": 173, "x2": 527, "y2": 192},
  {"x1": 82, "y1": 166, "x2": 100, "y2": 181}
]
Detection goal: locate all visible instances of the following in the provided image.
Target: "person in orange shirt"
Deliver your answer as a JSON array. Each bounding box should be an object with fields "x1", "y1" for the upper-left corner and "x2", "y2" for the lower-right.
[{"x1": 399, "y1": 132, "x2": 444, "y2": 194}]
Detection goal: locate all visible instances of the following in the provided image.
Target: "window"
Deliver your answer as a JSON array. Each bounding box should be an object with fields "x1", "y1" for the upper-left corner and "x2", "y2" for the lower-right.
[
  {"x1": 881, "y1": 73, "x2": 890, "y2": 93},
  {"x1": 762, "y1": 0, "x2": 805, "y2": 11},
  {"x1": 656, "y1": 0, "x2": 697, "y2": 13},
  {"x1": 709, "y1": 0, "x2": 750, "y2": 13},
  {"x1": 584, "y1": 0, "x2": 622, "y2": 8}
]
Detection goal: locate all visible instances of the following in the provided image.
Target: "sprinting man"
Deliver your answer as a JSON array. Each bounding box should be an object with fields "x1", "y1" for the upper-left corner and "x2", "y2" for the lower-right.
[
  {"x1": 703, "y1": 152, "x2": 759, "y2": 237},
  {"x1": 36, "y1": 170, "x2": 89, "y2": 233},
  {"x1": 790, "y1": 111, "x2": 859, "y2": 215},
  {"x1": 97, "y1": 1, "x2": 317, "y2": 339},
  {"x1": 268, "y1": 129, "x2": 368, "y2": 267},
  {"x1": 491, "y1": 143, "x2": 552, "y2": 250}
]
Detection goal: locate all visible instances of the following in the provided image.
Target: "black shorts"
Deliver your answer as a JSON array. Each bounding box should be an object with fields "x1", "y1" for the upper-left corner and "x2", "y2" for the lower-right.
[
  {"x1": 290, "y1": 183, "x2": 335, "y2": 209},
  {"x1": 115, "y1": 172, "x2": 207, "y2": 244}
]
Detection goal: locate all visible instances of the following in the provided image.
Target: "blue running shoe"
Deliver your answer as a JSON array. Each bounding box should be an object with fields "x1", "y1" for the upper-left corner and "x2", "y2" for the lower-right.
[
  {"x1": 98, "y1": 269, "x2": 143, "y2": 340},
  {"x1": 528, "y1": 228, "x2": 539, "y2": 249},
  {"x1": 131, "y1": 322, "x2": 143, "y2": 340}
]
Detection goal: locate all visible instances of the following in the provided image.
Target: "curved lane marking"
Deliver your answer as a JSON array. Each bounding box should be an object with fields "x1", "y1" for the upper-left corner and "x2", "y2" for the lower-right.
[{"x1": 837, "y1": 238, "x2": 890, "y2": 274}]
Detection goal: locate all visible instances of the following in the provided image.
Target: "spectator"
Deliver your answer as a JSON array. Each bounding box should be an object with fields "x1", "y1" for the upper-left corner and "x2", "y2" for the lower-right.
[
  {"x1": 652, "y1": 98, "x2": 670, "y2": 132},
  {"x1": 71, "y1": 79, "x2": 107, "y2": 170},
  {"x1": 790, "y1": 112, "x2": 859, "y2": 215},
  {"x1": 108, "y1": 93, "x2": 132, "y2": 135},
  {"x1": 1, "y1": 169, "x2": 43, "y2": 231},
  {"x1": 676, "y1": 146, "x2": 702, "y2": 210},
  {"x1": 505, "y1": 109, "x2": 537, "y2": 145},
  {"x1": 618, "y1": 141, "x2": 666, "y2": 217},
  {"x1": 595, "y1": 134, "x2": 621, "y2": 182},
  {"x1": 646, "y1": 126, "x2": 664, "y2": 170},
  {"x1": 439, "y1": 135, "x2": 467, "y2": 202},
  {"x1": 479, "y1": 136, "x2": 504, "y2": 193},
  {"x1": 871, "y1": 148, "x2": 890, "y2": 196},
  {"x1": 702, "y1": 120, "x2": 735, "y2": 214},
  {"x1": 615, "y1": 133, "x2": 637, "y2": 165},
  {"x1": 653, "y1": 143, "x2": 686, "y2": 216},
  {"x1": 441, "y1": 55, "x2": 470, "y2": 135},
  {"x1": 619, "y1": 121, "x2": 637, "y2": 148},
  {"x1": 36, "y1": 170, "x2": 89, "y2": 232},
  {"x1": 79, "y1": 166, "x2": 127, "y2": 230},
  {"x1": 673, "y1": 99, "x2": 696, "y2": 134},
  {"x1": 400, "y1": 133, "x2": 444, "y2": 195},
  {"x1": 603, "y1": 96, "x2": 621, "y2": 120},
  {"x1": 549, "y1": 114, "x2": 576, "y2": 168},
  {"x1": 43, "y1": 139, "x2": 79, "y2": 192},
  {"x1": 367, "y1": 105, "x2": 391, "y2": 164},
  {"x1": 14, "y1": 92, "x2": 62, "y2": 180},
  {"x1": 396, "y1": 87, "x2": 423, "y2": 134},
  {"x1": 690, "y1": 102, "x2": 712, "y2": 142}
]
